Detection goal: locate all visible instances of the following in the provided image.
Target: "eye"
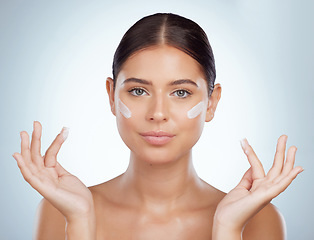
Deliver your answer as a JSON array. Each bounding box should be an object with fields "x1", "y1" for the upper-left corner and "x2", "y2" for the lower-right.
[
  {"x1": 129, "y1": 87, "x2": 147, "y2": 96},
  {"x1": 173, "y1": 89, "x2": 191, "y2": 98}
]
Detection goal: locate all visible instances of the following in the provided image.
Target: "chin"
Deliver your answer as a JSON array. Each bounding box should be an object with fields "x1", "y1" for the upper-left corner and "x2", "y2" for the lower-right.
[
  {"x1": 134, "y1": 146, "x2": 191, "y2": 165},
  {"x1": 141, "y1": 155, "x2": 176, "y2": 165}
]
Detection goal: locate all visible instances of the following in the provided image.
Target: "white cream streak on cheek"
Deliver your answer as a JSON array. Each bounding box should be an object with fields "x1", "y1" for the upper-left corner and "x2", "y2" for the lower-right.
[
  {"x1": 187, "y1": 101, "x2": 205, "y2": 119},
  {"x1": 118, "y1": 99, "x2": 132, "y2": 118}
]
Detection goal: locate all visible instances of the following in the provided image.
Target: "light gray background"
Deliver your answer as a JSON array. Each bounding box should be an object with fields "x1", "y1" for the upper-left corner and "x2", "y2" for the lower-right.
[{"x1": 1, "y1": 0, "x2": 313, "y2": 239}]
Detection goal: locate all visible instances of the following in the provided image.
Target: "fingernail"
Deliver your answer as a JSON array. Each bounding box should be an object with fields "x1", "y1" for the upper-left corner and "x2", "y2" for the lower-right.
[
  {"x1": 240, "y1": 138, "x2": 246, "y2": 149},
  {"x1": 240, "y1": 138, "x2": 249, "y2": 154},
  {"x1": 61, "y1": 127, "x2": 69, "y2": 141}
]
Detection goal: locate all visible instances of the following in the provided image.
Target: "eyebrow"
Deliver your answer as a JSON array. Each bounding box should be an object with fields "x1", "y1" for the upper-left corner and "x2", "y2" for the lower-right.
[
  {"x1": 122, "y1": 78, "x2": 199, "y2": 87},
  {"x1": 170, "y1": 79, "x2": 198, "y2": 87},
  {"x1": 122, "y1": 78, "x2": 152, "y2": 85}
]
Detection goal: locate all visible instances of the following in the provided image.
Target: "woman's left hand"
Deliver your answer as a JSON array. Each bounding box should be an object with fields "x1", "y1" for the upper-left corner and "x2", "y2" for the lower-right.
[{"x1": 213, "y1": 135, "x2": 303, "y2": 234}]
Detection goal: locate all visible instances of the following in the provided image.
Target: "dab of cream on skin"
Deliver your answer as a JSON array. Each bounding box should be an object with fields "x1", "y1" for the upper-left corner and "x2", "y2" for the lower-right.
[
  {"x1": 187, "y1": 101, "x2": 206, "y2": 119},
  {"x1": 118, "y1": 99, "x2": 132, "y2": 118},
  {"x1": 118, "y1": 99, "x2": 207, "y2": 119}
]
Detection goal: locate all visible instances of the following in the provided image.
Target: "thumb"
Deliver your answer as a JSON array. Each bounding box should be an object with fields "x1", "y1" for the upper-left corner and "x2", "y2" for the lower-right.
[
  {"x1": 55, "y1": 161, "x2": 70, "y2": 177},
  {"x1": 240, "y1": 138, "x2": 265, "y2": 180},
  {"x1": 44, "y1": 127, "x2": 69, "y2": 167},
  {"x1": 236, "y1": 167, "x2": 253, "y2": 190}
]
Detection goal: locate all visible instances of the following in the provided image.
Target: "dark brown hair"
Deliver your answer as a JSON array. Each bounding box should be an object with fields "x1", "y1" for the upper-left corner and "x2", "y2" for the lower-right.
[{"x1": 112, "y1": 13, "x2": 216, "y2": 96}]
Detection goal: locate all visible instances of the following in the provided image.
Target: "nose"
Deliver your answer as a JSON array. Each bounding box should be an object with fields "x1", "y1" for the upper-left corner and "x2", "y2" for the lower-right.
[{"x1": 146, "y1": 94, "x2": 169, "y2": 122}]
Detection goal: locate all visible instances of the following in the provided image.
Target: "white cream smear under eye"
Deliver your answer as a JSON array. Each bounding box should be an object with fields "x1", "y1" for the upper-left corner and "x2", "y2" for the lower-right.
[
  {"x1": 118, "y1": 99, "x2": 132, "y2": 118},
  {"x1": 187, "y1": 101, "x2": 205, "y2": 119}
]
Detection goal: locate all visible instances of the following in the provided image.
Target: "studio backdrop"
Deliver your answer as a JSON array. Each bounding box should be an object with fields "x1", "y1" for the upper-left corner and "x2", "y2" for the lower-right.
[{"x1": 1, "y1": 0, "x2": 313, "y2": 239}]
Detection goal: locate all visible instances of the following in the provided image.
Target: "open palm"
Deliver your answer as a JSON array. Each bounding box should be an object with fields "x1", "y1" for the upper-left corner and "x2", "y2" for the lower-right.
[
  {"x1": 12, "y1": 121, "x2": 93, "y2": 220},
  {"x1": 214, "y1": 135, "x2": 303, "y2": 231}
]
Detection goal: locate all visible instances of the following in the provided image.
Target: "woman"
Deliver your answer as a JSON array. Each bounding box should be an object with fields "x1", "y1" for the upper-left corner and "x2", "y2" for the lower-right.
[{"x1": 13, "y1": 13, "x2": 303, "y2": 239}]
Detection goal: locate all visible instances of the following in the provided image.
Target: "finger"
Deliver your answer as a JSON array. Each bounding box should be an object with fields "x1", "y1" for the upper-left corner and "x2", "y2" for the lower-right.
[
  {"x1": 13, "y1": 152, "x2": 49, "y2": 194},
  {"x1": 20, "y1": 131, "x2": 31, "y2": 164},
  {"x1": 12, "y1": 152, "x2": 34, "y2": 183},
  {"x1": 236, "y1": 167, "x2": 253, "y2": 190},
  {"x1": 267, "y1": 135, "x2": 287, "y2": 179},
  {"x1": 274, "y1": 146, "x2": 298, "y2": 184},
  {"x1": 272, "y1": 166, "x2": 303, "y2": 197},
  {"x1": 30, "y1": 121, "x2": 44, "y2": 166},
  {"x1": 44, "y1": 127, "x2": 69, "y2": 168},
  {"x1": 240, "y1": 138, "x2": 265, "y2": 179},
  {"x1": 281, "y1": 146, "x2": 297, "y2": 174}
]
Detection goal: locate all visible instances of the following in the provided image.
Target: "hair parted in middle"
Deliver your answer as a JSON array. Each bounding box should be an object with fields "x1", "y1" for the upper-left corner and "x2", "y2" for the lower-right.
[{"x1": 112, "y1": 13, "x2": 216, "y2": 97}]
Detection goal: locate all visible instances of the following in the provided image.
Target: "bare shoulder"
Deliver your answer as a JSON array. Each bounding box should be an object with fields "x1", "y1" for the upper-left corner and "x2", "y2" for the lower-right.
[
  {"x1": 33, "y1": 198, "x2": 66, "y2": 240},
  {"x1": 243, "y1": 203, "x2": 286, "y2": 240}
]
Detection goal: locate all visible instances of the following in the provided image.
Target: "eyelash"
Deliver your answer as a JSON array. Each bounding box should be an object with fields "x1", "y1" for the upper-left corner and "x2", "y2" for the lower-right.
[
  {"x1": 172, "y1": 89, "x2": 192, "y2": 98},
  {"x1": 128, "y1": 87, "x2": 148, "y2": 96},
  {"x1": 128, "y1": 87, "x2": 192, "y2": 98}
]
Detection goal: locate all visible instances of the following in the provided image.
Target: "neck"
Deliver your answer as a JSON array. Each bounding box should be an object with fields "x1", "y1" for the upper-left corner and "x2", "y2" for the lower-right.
[{"x1": 120, "y1": 150, "x2": 201, "y2": 209}]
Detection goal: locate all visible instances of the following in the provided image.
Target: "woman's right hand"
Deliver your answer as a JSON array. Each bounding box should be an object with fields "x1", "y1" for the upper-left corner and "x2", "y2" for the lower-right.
[{"x1": 12, "y1": 121, "x2": 94, "y2": 221}]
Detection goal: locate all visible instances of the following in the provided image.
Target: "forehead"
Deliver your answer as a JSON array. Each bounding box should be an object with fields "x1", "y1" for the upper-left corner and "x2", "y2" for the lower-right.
[{"x1": 116, "y1": 45, "x2": 206, "y2": 86}]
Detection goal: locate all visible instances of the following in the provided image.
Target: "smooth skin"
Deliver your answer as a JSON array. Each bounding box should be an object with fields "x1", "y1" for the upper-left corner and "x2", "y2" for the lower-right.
[{"x1": 13, "y1": 45, "x2": 303, "y2": 240}]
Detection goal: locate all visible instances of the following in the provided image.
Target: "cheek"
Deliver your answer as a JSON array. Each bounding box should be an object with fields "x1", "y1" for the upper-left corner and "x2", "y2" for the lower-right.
[
  {"x1": 117, "y1": 99, "x2": 132, "y2": 119},
  {"x1": 179, "y1": 117, "x2": 205, "y2": 153},
  {"x1": 115, "y1": 99, "x2": 144, "y2": 149},
  {"x1": 172, "y1": 100, "x2": 206, "y2": 122},
  {"x1": 115, "y1": 114, "x2": 137, "y2": 151},
  {"x1": 187, "y1": 101, "x2": 205, "y2": 119},
  {"x1": 171, "y1": 101, "x2": 206, "y2": 142},
  {"x1": 179, "y1": 112, "x2": 205, "y2": 137}
]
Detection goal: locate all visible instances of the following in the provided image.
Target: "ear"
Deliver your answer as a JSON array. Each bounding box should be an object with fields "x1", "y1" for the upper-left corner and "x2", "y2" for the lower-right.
[
  {"x1": 205, "y1": 83, "x2": 222, "y2": 122},
  {"x1": 106, "y1": 77, "x2": 116, "y2": 116}
]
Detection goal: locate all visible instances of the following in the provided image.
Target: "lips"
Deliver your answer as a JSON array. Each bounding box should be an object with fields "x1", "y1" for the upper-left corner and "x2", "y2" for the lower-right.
[{"x1": 140, "y1": 131, "x2": 175, "y2": 145}]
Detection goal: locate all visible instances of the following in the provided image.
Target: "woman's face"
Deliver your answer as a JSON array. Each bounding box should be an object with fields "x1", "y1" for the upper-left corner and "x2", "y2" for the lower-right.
[{"x1": 107, "y1": 45, "x2": 221, "y2": 164}]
